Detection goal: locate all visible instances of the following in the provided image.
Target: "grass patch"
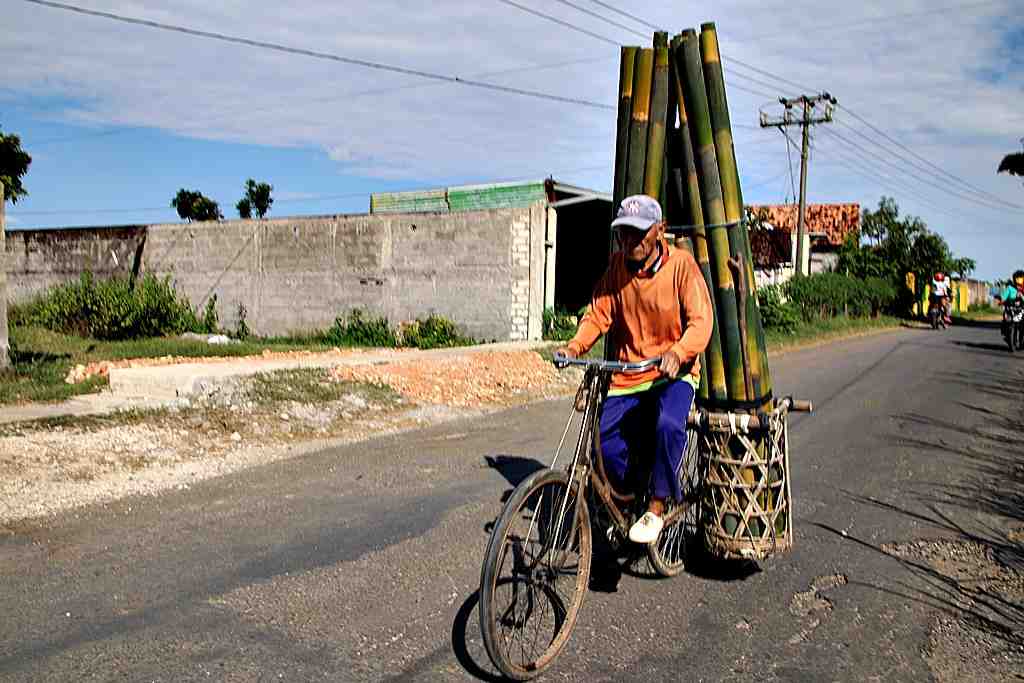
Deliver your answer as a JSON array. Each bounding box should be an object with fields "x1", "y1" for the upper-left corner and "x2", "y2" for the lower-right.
[
  {"x1": 241, "y1": 368, "x2": 399, "y2": 407},
  {"x1": 764, "y1": 315, "x2": 902, "y2": 350},
  {"x1": 0, "y1": 325, "x2": 342, "y2": 406},
  {"x1": 955, "y1": 304, "x2": 1002, "y2": 321}
]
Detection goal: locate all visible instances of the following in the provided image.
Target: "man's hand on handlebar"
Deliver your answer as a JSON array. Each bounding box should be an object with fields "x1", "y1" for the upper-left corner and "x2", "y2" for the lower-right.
[
  {"x1": 553, "y1": 347, "x2": 577, "y2": 368},
  {"x1": 659, "y1": 349, "x2": 682, "y2": 378}
]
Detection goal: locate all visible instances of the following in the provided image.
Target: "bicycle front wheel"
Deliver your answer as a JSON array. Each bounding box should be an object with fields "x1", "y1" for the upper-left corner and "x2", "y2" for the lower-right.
[{"x1": 479, "y1": 469, "x2": 592, "y2": 680}]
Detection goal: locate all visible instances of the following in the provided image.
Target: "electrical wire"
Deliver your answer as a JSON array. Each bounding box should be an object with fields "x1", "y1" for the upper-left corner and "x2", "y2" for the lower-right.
[
  {"x1": 550, "y1": 0, "x2": 647, "y2": 39},
  {"x1": 820, "y1": 126, "x2": 1019, "y2": 213},
  {"x1": 834, "y1": 117, "x2": 1024, "y2": 211},
  {"x1": 583, "y1": 0, "x2": 662, "y2": 31},
  {"x1": 494, "y1": 0, "x2": 619, "y2": 45},
  {"x1": 819, "y1": 141, "x2": 999, "y2": 228},
  {"x1": 23, "y1": 0, "x2": 616, "y2": 111},
  {"x1": 838, "y1": 104, "x2": 1022, "y2": 209},
  {"x1": 784, "y1": 131, "x2": 797, "y2": 203}
]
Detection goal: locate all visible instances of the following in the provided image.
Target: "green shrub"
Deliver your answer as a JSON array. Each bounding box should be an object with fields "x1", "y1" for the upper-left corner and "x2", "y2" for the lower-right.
[
  {"x1": 783, "y1": 272, "x2": 896, "y2": 321},
  {"x1": 861, "y1": 277, "x2": 897, "y2": 317},
  {"x1": 26, "y1": 272, "x2": 201, "y2": 340},
  {"x1": 401, "y1": 314, "x2": 473, "y2": 349},
  {"x1": 543, "y1": 307, "x2": 582, "y2": 341},
  {"x1": 757, "y1": 284, "x2": 800, "y2": 334},
  {"x1": 322, "y1": 308, "x2": 398, "y2": 348},
  {"x1": 234, "y1": 303, "x2": 251, "y2": 339},
  {"x1": 201, "y1": 294, "x2": 219, "y2": 334}
]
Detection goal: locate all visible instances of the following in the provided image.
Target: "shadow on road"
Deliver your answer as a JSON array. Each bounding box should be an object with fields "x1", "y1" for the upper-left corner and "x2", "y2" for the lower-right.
[
  {"x1": 949, "y1": 317, "x2": 1001, "y2": 330},
  {"x1": 817, "y1": 368, "x2": 1024, "y2": 656},
  {"x1": 450, "y1": 590, "x2": 504, "y2": 683},
  {"x1": 482, "y1": 455, "x2": 546, "y2": 492},
  {"x1": 952, "y1": 340, "x2": 1014, "y2": 354}
]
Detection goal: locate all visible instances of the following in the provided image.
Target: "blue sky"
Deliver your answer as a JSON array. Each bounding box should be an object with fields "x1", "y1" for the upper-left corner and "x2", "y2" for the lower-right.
[{"x1": 3, "y1": 0, "x2": 1023, "y2": 280}]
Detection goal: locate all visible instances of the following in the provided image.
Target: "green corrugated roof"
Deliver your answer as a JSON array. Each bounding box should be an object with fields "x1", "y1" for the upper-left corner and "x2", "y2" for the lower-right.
[
  {"x1": 370, "y1": 181, "x2": 548, "y2": 214},
  {"x1": 369, "y1": 188, "x2": 448, "y2": 214}
]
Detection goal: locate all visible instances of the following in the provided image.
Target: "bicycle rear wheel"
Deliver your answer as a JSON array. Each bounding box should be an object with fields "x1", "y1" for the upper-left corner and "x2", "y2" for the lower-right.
[
  {"x1": 647, "y1": 425, "x2": 701, "y2": 577},
  {"x1": 479, "y1": 469, "x2": 592, "y2": 680}
]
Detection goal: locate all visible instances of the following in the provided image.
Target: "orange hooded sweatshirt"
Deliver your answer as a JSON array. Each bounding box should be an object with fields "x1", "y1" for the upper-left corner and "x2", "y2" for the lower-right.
[{"x1": 567, "y1": 239, "x2": 713, "y2": 393}]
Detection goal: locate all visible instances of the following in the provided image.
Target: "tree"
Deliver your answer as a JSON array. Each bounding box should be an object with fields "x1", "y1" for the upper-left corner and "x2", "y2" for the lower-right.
[
  {"x1": 0, "y1": 127, "x2": 32, "y2": 204},
  {"x1": 837, "y1": 196, "x2": 977, "y2": 312},
  {"x1": 236, "y1": 178, "x2": 273, "y2": 219},
  {"x1": 998, "y1": 152, "x2": 1024, "y2": 178},
  {"x1": 171, "y1": 188, "x2": 223, "y2": 222}
]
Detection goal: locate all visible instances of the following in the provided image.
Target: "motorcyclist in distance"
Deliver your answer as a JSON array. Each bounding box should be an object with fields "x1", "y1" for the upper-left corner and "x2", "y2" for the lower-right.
[
  {"x1": 931, "y1": 271, "x2": 952, "y2": 325},
  {"x1": 994, "y1": 270, "x2": 1024, "y2": 304}
]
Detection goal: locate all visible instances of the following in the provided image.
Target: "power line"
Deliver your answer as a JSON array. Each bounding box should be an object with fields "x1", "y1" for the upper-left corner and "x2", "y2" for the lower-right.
[
  {"x1": 583, "y1": 0, "x2": 662, "y2": 31},
  {"x1": 834, "y1": 117, "x2": 1023, "y2": 211},
  {"x1": 7, "y1": 191, "x2": 374, "y2": 216},
  {"x1": 550, "y1": 0, "x2": 647, "y2": 39},
  {"x1": 722, "y1": 57, "x2": 818, "y2": 95},
  {"x1": 820, "y1": 125, "x2": 1020, "y2": 213},
  {"x1": 818, "y1": 131, "x2": 1019, "y2": 231},
  {"x1": 838, "y1": 104, "x2": 1021, "y2": 209},
  {"x1": 493, "y1": 0, "x2": 619, "y2": 45},
  {"x1": 494, "y1": 0, "x2": 808, "y2": 102},
  {"x1": 23, "y1": 0, "x2": 615, "y2": 111},
  {"x1": 8, "y1": 166, "x2": 615, "y2": 219},
  {"x1": 31, "y1": 54, "x2": 619, "y2": 148},
  {"x1": 819, "y1": 141, "x2": 998, "y2": 228}
]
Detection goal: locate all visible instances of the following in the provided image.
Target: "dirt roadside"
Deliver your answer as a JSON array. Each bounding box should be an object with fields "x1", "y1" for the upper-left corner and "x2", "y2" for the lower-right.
[{"x1": 0, "y1": 349, "x2": 579, "y2": 527}]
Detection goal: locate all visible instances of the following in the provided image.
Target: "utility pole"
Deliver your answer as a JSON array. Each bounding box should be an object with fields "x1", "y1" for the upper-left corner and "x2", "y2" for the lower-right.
[{"x1": 760, "y1": 93, "x2": 837, "y2": 276}]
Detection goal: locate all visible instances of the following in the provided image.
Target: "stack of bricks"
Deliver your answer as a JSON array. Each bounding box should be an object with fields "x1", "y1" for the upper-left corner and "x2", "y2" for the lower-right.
[{"x1": 748, "y1": 203, "x2": 860, "y2": 247}]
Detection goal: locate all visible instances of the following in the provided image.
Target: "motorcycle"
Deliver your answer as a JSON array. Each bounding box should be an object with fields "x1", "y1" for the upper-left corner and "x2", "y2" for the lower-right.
[
  {"x1": 1002, "y1": 298, "x2": 1024, "y2": 352},
  {"x1": 928, "y1": 295, "x2": 948, "y2": 330}
]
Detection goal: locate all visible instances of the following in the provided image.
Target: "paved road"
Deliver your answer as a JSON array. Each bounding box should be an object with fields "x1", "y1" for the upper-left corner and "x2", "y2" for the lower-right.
[{"x1": 2, "y1": 322, "x2": 1021, "y2": 681}]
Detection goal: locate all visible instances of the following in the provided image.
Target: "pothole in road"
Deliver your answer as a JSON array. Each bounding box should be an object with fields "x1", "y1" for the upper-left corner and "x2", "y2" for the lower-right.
[
  {"x1": 788, "y1": 573, "x2": 849, "y2": 644},
  {"x1": 883, "y1": 536, "x2": 1024, "y2": 683}
]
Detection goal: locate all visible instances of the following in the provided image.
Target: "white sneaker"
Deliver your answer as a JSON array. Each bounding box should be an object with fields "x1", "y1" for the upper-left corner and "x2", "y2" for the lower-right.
[{"x1": 628, "y1": 511, "x2": 664, "y2": 544}]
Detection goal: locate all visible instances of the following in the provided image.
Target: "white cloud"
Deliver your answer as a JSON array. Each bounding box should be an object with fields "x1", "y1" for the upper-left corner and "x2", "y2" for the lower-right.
[{"x1": 3, "y1": 0, "x2": 1023, "y2": 276}]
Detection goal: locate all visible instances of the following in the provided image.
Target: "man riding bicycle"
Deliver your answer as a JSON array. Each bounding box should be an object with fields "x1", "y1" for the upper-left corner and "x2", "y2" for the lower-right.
[{"x1": 557, "y1": 194, "x2": 712, "y2": 545}]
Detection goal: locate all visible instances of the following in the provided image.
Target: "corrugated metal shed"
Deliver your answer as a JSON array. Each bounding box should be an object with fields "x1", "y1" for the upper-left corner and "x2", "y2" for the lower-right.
[{"x1": 370, "y1": 181, "x2": 549, "y2": 214}]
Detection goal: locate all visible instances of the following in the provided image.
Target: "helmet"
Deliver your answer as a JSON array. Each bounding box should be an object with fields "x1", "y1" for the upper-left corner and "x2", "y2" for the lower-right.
[
  {"x1": 934, "y1": 272, "x2": 945, "y2": 281},
  {"x1": 1014, "y1": 270, "x2": 1024, "y2": 286}
]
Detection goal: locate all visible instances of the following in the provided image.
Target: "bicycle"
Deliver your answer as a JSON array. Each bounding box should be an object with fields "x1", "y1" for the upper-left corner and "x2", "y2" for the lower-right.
[{"x1": 477, "y1": 354, "x2": 700, "y2": 680}]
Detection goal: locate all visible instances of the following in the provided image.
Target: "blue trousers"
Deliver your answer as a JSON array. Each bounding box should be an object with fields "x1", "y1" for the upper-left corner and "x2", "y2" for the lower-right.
[{"x1": 597, "y1": 380, "x2": 695, "y2": 502}]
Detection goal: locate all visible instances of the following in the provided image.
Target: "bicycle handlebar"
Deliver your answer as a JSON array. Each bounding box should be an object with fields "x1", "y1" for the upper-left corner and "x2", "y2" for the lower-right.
[{"x1": 551, "y1": 352, "x2": 661, "y2": 373}]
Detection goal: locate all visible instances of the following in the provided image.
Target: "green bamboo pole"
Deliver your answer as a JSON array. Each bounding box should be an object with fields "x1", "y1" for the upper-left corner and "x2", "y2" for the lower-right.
[
  {"x1": 625, "y1": 48, "x2": 654, "y2": 197},
  {"x1": 644, "y1": 34, "x2": 670, "y2": 203},
  {"x1": 671, "y1": 230, "x2": 711, "y2": 400},
  {"x1": 678, "y1": 29, "x2": 746, "y2": 405},
  {"x1": 670, "y1": 36, "x2": 726, "y2": 405},
  {"x1": 613, "y1": 46, "x2": 638, "y2": 210},
  {"x1": 608, "y1": 47, "x2": 651, "y2": 363},
  {"x1": 701, "y1": 22, "x2": 772, "y2": 405}
]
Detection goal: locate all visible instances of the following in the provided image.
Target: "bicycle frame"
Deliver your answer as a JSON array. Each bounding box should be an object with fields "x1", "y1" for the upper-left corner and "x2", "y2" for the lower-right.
[{"x1": 550, "y1": 355, "x2": 695, "y2": 542}]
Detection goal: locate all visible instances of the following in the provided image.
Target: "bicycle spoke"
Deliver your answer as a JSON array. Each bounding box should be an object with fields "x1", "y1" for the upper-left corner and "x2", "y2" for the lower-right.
[{"x1": 482, "y1": 472, "x2": 592, "y2": 678}]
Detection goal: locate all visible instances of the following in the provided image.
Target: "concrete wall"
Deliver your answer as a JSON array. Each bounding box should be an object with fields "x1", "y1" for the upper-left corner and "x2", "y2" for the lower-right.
[
  {"x1": 8, "y1": 205, "x2": 548, "y2": 341},
  {"x1": 5, "y1": 225, "x2": 146, "y2": 302}
]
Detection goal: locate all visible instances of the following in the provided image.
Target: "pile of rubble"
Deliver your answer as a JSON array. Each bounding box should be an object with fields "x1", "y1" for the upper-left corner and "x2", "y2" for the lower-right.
[{"x1": 329, "y1": 350, "x2": 562, "y2": 407}]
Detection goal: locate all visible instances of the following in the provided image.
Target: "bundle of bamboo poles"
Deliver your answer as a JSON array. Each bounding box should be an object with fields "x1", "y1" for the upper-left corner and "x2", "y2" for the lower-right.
[{"x1": 612, "y1": 23, "x2": 772, "y2": 412}]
